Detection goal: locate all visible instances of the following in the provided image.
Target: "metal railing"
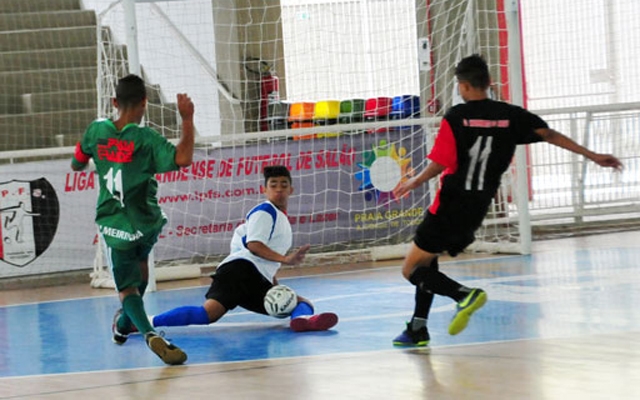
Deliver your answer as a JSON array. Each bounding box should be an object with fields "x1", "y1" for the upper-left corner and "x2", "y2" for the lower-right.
[{"x1": 528, "y1": 102, "x2": 640, "y2": 231}]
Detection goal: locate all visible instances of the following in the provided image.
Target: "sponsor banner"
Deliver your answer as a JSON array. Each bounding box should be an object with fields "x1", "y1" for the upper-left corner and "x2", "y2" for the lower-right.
[
  {"x1": 153, "y1": 128, "x2": 428, "y2": 261},
  {"x1": 1, "y1": 163, "x2": 97, "y2": 278},
  {"x1": 0, "y1": 128, "x2": 428, "y2": 277},
  {"x1": 0, "y1": 179, "x2": 59, "y2": 267}
]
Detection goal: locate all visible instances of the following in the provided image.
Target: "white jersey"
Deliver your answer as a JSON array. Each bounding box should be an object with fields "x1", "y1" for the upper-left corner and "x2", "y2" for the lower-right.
[{"x1": 219, "y1": 200, "x2": 292, "y2": 283}]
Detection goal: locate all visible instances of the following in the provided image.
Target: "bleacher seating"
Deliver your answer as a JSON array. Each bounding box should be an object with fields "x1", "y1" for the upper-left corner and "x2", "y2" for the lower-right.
[{"x1": 0, "y1": 0, "x2": 176, "y2": 152}]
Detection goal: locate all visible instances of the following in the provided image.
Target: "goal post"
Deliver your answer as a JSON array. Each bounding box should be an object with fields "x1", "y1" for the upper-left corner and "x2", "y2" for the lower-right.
[{"x1": 505, "y1": 0, "x2": 532, "y2": 255}]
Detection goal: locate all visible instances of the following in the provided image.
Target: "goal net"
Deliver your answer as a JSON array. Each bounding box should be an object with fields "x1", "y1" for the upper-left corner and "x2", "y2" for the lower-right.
[
  {"x1": 0, "y1": 0, "x2": 543, "y2": 287},
  {"x1": 88, "y1": 0, "x2": 527, "y2": 288},
  {"x1": 3, "y1": 0, "x2": 520, "y2": 286}
]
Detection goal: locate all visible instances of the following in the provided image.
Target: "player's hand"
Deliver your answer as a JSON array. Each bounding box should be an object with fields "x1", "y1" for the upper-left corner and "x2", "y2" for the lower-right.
[
  {"x1": 393, "y1": 177, "x2": 420, "y2": 198},
  {"x1": 591, "y1": 153, "x2": 623, "y2": 171},
  {"x1": 177, "y1": 93, "x2": 194, "y2": 121},
  {"x1": 285, "y1": 244, "x2": 311, "y2": 266}
]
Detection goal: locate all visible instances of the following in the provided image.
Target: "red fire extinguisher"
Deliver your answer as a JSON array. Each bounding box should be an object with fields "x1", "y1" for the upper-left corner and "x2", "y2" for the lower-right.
[
  {"x1": 260, "y1": 68, "x2": 279, "y2": 132},
  {"x1": 246, "y1": 58, "x2": 280, "y2": 131}
]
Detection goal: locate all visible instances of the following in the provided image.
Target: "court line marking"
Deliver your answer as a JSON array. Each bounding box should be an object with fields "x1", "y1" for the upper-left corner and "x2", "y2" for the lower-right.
[
  {"x1": 0, "y1": 254, "x2": 521, "y2": 308},
  {"x1": 0, "y1": 331, "x2": 621, "y2": 386}
]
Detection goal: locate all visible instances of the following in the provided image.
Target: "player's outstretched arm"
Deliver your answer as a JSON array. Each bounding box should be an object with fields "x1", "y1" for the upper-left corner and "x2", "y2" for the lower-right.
[
  {"x1": 588, "y1": 153, "x2": 623, "y2": 170},
  {"x1": 393, "y1": 161, "x2": 446, "y2": 198},
  {"x1": 284, "y1": 244, "x2": 311, "y2": 266},
  {"x1": 175, "y1": 93, "x2": 195, "y2": 167},
  {"x1": 535, "y1": 128, "x2": 623, "y2": 171},
  {"x1": 246, "y1": 242, "x2": 311, "y2": 266}
]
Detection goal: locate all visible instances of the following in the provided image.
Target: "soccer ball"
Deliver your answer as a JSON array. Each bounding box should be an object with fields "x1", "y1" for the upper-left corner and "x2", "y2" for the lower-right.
[{"x1": 263, "y1": 285, "x2": 297, "y2": 318}]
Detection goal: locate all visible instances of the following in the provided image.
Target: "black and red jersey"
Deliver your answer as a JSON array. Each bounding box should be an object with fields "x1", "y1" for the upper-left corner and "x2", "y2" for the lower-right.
[{"x1": 427, "y1": 99, "x2": 547, "y2": 227}]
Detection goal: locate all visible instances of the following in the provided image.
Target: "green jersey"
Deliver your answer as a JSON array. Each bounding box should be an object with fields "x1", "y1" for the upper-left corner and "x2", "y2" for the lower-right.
[{"x1": 72, "y1": 119, "x2": 179, "y2": 250}]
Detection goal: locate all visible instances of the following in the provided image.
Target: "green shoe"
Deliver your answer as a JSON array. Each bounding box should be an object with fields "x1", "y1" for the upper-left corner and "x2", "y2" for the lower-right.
[{"x1": 448, "y1": 288, "x2": 487, "y2": 335}]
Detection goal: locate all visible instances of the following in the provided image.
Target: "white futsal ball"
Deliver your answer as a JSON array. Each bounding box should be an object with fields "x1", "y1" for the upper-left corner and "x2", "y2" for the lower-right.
[{"x1": 264, "y1": 285, "x2": 297, "y2": 318}]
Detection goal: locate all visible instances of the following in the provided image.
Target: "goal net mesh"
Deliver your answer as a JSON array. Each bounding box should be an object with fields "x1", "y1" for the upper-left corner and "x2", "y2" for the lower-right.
[
  {"x1": 0, "y1": 0, "x2": 640, "y2": 288},
  {"x1": 92, "y1": 0, "x2": 523, "y2": 280},
  {"x1": 9, "y1": 0, "x2": 617, "y2": 287}
]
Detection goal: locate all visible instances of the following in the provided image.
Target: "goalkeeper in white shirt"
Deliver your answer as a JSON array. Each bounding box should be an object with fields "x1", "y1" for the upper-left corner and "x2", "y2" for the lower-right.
[{"x1": 149, "y1": 165, "x2": 338, "y2": 332}]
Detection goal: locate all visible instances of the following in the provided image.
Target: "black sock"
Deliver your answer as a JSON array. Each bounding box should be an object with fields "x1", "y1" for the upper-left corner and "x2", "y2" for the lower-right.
[
  {"x1": 413, "y1": 285, "x2": 434, "y2": 318},
  {"x1": 408, "y1": 259, "x2": 468, "y2": 302}
]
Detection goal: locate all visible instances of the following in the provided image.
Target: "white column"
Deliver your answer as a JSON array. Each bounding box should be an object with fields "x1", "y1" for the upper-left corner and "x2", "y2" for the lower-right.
[
  {"x1": 506, "y1": 0, "x2": 532, "y2": 255},
  {"x1": 123, "y1": 0, "x2": 141, "y2": 76}
]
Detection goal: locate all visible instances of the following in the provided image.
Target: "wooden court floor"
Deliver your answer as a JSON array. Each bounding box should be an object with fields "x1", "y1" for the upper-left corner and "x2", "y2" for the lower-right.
[{"x1": 1, "y1": 231, "x2": 640, "y2": 399}]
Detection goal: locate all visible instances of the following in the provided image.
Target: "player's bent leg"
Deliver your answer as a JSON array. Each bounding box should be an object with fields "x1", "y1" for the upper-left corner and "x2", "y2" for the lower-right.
[
  {"x1": 401, "y1": 243, "x2": 438, "y2": 281},
  {"x1": 121, "y1": 293, "x2": 155, "y2": 335},
  {"x1": 448, "y1": 288, "x2": 487, "y2": 335},
  {"x1": 152, "y1": 305, "x2": 211, "y2": 327},
  {"x1": 203, "y1": 298, "x2": 227, "y2": 323},
  {"x1": 145, "y1": 332, "x2": 187, "y2": 365}
]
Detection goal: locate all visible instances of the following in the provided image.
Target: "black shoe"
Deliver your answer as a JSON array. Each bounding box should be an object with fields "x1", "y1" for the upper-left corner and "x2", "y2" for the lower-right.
[
  {"x1": 111, "y1": 309, "x2": 136, "y2": 345},
  {"x1": 392, "y1": 322, "x2": 430, "y2": 347}
]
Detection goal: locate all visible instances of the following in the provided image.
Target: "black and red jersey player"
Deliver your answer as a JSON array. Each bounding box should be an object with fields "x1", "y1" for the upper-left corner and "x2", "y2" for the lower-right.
[{"x1": 391, "y1": 54, "x2": 623, "y2": 347}]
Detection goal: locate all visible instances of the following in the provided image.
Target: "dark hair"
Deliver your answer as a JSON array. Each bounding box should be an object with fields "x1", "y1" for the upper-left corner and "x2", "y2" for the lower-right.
[
  {"x1": 455, "y1": 54, "x2": 491, "y2": 89},
  {"x1": 115, "y1": 74, "x2": 147, "y2": 108},
  {"x1": 264, "y1": 165, "x2": 291, "y2": 185}
]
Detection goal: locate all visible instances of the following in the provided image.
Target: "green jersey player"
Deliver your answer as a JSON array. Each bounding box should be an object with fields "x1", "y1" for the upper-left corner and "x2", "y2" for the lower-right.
[{"x1": 71, "y1": 74, "x2": 194, "y2": 365}]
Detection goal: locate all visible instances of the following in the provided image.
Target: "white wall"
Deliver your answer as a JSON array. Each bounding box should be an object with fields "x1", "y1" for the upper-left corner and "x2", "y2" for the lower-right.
[
  {"x1": 521, "y1": 0, "x2": 640, "y2": 109},
  {"x1": 82, "y1": 0, "x2": 221, "y2": 137}
]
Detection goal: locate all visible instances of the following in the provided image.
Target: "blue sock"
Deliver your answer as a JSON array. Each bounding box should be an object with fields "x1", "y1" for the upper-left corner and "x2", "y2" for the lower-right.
[
  {"x1": 153, "y1": 305, "x2": 210, "y2": 327},
  {"x1": 290, "y1": 301, "x2": 314, "y2": 319}
]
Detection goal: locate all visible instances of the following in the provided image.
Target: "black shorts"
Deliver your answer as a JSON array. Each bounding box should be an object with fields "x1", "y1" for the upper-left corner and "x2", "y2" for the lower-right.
[
  {"x1": 413, "y1": 211, "x2": 477, "y2": 257},
  {"x1": 205, "y1": 259, "x2": 273, "y2": 315}
]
